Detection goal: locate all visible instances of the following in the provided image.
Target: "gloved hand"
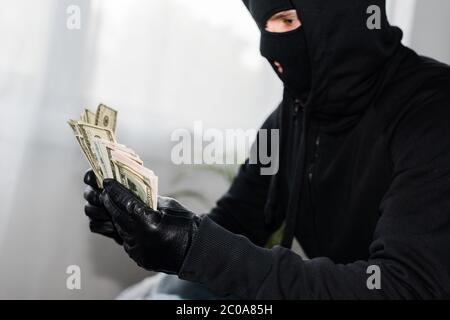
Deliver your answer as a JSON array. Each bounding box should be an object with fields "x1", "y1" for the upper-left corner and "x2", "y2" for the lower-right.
[
  {"x1": 83, "y1": 170, "x2": 123, "y2": 245},
  {"x1": 100, "y1": 179, "x2": 202, "y2": 274}
]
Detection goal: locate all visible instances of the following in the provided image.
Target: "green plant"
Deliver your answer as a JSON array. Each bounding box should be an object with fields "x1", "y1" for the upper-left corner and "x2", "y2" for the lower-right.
[{"x1": 168, "y1": 163, "x2": 285, "y2": 248}]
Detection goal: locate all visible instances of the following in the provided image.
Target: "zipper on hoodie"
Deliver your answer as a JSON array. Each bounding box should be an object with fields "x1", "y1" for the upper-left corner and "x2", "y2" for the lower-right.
[
  {"x1": 308, "y1": 134, "x2": 321, "y2": 182},
  {"x1": 308, "y1": 128, "x2": 321, "y2": 254},
  {"x1": 293, "y1": 98, "x2": 301, "y2": 119}
]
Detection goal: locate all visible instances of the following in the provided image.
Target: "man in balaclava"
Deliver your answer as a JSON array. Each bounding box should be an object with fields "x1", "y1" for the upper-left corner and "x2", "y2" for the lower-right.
[{"x1": 83, "y1": 0, "x2": 450, "y2": 299}]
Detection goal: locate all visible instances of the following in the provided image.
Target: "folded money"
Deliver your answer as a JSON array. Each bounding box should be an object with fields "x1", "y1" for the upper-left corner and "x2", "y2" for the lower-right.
[{"x1": 68, "y1": 104, "x2": 158, "y2": 210}]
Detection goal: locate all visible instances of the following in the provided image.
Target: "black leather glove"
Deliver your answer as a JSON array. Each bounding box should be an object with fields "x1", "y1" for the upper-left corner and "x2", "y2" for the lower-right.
[
  {"x1": 83, "y1": 170, "x2": 123, "y2": 245},
  {"x1": 100, "y1": 179, "x2": 202, "y2": 275}
]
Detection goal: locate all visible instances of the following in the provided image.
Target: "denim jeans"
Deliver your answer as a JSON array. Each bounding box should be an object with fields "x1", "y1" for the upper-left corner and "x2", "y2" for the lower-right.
[{"x1": 117, "y1": 273, "x2": 238, "y2": 300}]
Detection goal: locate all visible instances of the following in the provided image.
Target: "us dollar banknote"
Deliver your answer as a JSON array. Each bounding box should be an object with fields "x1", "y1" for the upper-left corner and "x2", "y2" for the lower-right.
[{"x1": 68, "y1": 104, "x2": 158, "y2": 209}]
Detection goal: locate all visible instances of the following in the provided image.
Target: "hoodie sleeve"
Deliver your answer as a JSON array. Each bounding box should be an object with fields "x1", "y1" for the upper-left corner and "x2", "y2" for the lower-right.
[
  {"x1": 179, "y1": 91, "x2": 450, "y2": 299},
  {"x1": 206, "y1": 106, "x2": 281, "y2": 247}
]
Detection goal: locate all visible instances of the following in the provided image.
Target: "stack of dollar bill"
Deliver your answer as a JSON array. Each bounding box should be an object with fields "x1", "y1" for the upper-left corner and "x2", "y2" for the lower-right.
[{"x1": 68, "y1": 104, "x2": 158, "y2": 210}]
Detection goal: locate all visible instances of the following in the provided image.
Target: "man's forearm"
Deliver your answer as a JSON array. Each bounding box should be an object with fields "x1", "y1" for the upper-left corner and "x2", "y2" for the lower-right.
[
  {"x1": 179, "y1": 216, "x2": 274, "y2": 299},
  {"x1": 179, "y1": 216, "x2": 447, "y2": 299}
]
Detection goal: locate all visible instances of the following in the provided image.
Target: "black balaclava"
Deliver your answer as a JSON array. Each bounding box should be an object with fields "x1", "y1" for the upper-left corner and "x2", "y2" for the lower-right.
[{"x1": 246, "y1": 0, "x2": 312, "y2": 99}]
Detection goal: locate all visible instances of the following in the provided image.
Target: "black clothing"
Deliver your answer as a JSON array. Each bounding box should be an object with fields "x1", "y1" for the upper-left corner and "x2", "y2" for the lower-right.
[
  {"x1": 254, "y1": 0, "x2": 312, "y2": 96},
  {"x1": 179, "y1": 0, "x2": 450, "y2": 299},
  {"x1": 102, "y1": 180, "x2": 201, "y2": 275},
  {"x1": 84, "y1": 170, "x2": 123, "y2": 245}
]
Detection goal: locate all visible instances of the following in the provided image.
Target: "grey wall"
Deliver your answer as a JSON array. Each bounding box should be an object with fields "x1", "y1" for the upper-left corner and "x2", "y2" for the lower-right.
[{"x1": 410, "y1": 0, "x2": 450, "y2": 63}]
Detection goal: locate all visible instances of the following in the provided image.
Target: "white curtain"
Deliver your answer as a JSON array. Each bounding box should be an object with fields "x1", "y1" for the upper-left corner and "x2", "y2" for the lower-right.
[{"x1": 0, "y1": 0, "x2": 280, "y2": 299}]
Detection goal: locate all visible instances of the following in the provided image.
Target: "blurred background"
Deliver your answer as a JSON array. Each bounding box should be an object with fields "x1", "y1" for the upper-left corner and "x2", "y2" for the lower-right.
[{"x1": 0, "y1": 0, "x2": 449, "y2": 299}]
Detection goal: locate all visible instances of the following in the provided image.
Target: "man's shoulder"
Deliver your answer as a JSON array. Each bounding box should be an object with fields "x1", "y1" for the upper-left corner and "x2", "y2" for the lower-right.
[
  {"x1": 405, "y1": 54, "x2": 450, "y2": 120},
  {"x1": 260, "y1": 102, "x2": 283, "y2": 130},
  {"x1": 400, "y1": 51, "x2": 450, "y2": 98},
  {"x1": 383, "y1": 51, "x2": 450, "y2": 128},
  {"x1": 388, "y1": 55, "x2": 450, "y2": 156},
  {"x1": 416, "y1": 54, "x2": 450, "y2": 92}
]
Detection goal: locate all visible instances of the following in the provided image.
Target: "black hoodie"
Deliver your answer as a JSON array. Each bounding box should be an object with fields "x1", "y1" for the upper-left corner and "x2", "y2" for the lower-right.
[{"x1": 179, "y1": 0, "x2": 450, "y2": 299}]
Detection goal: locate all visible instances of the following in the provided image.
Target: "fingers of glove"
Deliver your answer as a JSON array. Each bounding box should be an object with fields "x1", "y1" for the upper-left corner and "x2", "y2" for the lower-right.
[
  {"x1": 84, "y1": 170, "x2": 100, "y2": 189},
  {"x1": 89, "y1": 220, "x2": 124, "y2": 245},
  {"x1": 84, "y1": 204, "x2": 111, "y2": 221},
  {"x1": 157, "y1": 196, "x2": 185, "y2": 211},
  {"x1": 102, "y1": 179, "x2": 144, "y2": 214},
  {"x1": 102, "y1": 179, "x2": 159, "y2": 223},
  {"x1": 157, "y1": 196, "x2": 194, "y2": 219},
  {"x1": 84, "y1": 186, "x2": 103, "y2": 207},
  {"x1": 101, "y1": 190, "x2": 137, "y2": 236},
  {"x1": 133, "y1": 199, "x2": 162, "y2": 226},
  {"x1": 89, "y1": 219, "x2": 117, "y2": 236},
  {"x1": 102, "y1": 179, "x2": 164, "y2": 235}
]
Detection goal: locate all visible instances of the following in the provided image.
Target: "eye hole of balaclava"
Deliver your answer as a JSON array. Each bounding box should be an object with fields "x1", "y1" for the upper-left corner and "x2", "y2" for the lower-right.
[
  {"x1": 259, "y1": 6, "x2": 312, "y2": 98},
  {"x1": 246, "y1": 0, "x2": 311, "y2": 97},
  {"x1": 265, "y1": 9, "x2": 302, "y2": 34}
]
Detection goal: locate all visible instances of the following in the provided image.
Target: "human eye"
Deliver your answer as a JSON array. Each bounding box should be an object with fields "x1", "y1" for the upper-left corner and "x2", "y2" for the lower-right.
[
  {"x1": 265, "y1": 10, "x2": 301, "y2": 33},
  {"x1": 283, "y1": 18, "x2": 295, "y2": 25}
]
